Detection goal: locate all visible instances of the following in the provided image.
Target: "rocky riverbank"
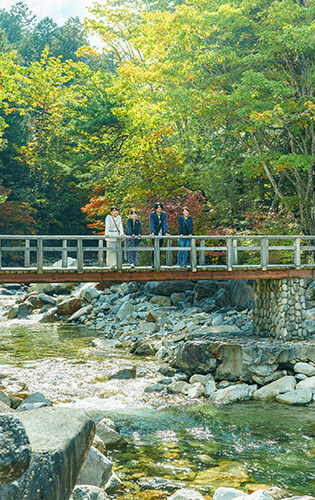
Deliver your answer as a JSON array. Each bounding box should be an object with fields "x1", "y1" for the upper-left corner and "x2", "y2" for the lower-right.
[
  {"x1": 0, "y1": 279, "x2": 314, "y2": 499},
  {"x1": 5, "y1": 278, "x2": 315, "y2": 407}
]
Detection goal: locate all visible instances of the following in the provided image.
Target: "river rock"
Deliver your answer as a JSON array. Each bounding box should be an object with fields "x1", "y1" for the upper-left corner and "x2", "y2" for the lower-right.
[
  {"x1": 213, "y1": 487, "x2": 246, "y2": 500},
  {"x1": 205, "y1": 380, "x2": 216, "y2": 396},
  {"x1": 230, "y1": 280, "x2": 254, "y2": 310},
  {"x1": 214, "y1": 288, "x2": 231, "y2": 308},
  {"x1": 193, "y1": 461, "x2": 249, "y2": 489},
  {"x1": 57, "y1": 298, "x2": 85, "y2": 316},
  {"x1": 296, "y1": 375, "x2": 315, "y2": 393},
  {"x1": 130, "y1": 338, "x2": 157, "y2": 356},
  {"x1": 53, "y1": 283, "x2": 77, "y2": 295},
  {"x1": 253, "y1": 376, "x2": 296, "y2": 400},
  {"x1": 96, "y1": 419, "x2": 126, "y2": 449},
  {"x1": 10, "y1": 407, "x2": 95, "y2": 500},
  {"x1": 92, "y1": 435, "x2": 106, "y2": 456},
  {"x1": 242, "y1": 491, "x2": 273, "y2": 500},
  {"x1": 172, "y1": 341, "x2": 217, "y2": 376},
  {"x1": 7, "y1": 305, "x2": 19, "y2": 320},
  {"x1": 69, "y1": 304, "x2": 94, "y2": 321},
  {"x1": 0, "y1": 414, "x2": 31, "y2": 484},
  {"x1": 104, "y1": 471, "x2": 123, "y2": 493},
  {"x1": 189, "y1": 374, "x2": 214, "y2": 386},
  {"x1": 17, "y1": 301, "x2": 33, "y2": 319},
  {"x1": 116, "y1": 301, "x2": 134, "y2": 320},
  {"x1": 39, "y1": 293, "x2": 57, "y2": 306},
  {"x1": 150, "y1": 295, "x2": 172, "y2": 306},
  {"x1": 169, "y1": 489, "x2": 205, "y2": 500},
  {"x1": 144, "y1": 281, "x2": 194, "y2": 296},
  {"x1": 80, "y1": 288, "x2": 100, "y2": 303},
  {"x1": 0, "y1": 401, "x2": 14, "y2": 414},
  {"x1": 27, "y1": 283, "x2": 56, "y2": 295},
  {"x1": 0, "y1": 390, "x2": 11, "y2": 407},
  {"x1": 294, "y1": 362, "x2": 315, "y2": 377},
  {"x1": 194, "y1": 282, "x2": 218, "y2": 300},
  {"x1": 211, "y1": 384, "x2": 257, "y2": 405},
  {"x1": 71, "y1": 485, "x2": 109, "y2": 499},
  {"x1": 171, "y1": 292, "x2": 185, "y2": 305},
  {"x1": 167, "y1": 381, "x2": 191, "y2": 394},
  {"x1": 187, "y1": 382, "x2": 205, "y2": 398},
  {"x1": 275, "y1": 388, "x2": 313, "y2": 405},
  {"x1": 108, "y1": 366, "x2": 136, "y2": 379},
  {"x1": 25, "y1": 294, "x2": 43, "y2": 309},
  {"x1": 76, "y1": 446, "x2": 112, "y2": 488},
  {"x1": 15, "y1": 392, "x2": 53, "y2": 412}
]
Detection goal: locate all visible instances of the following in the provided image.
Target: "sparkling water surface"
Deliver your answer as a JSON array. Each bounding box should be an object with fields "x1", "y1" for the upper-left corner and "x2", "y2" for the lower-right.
[{"x1": 0, "y1": 302, "x2": 314, "y2": 499}]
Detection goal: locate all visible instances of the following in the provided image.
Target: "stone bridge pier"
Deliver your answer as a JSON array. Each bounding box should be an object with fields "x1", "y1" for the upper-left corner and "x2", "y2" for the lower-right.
[{"x1": 253, "y1": 278, "x2": 308, "y2": 340}]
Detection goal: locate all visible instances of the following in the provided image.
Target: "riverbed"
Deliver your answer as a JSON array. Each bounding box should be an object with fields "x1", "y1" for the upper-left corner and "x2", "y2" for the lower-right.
[{"x1": 0, "y1": 300, "x2": 314, "y2": 499}]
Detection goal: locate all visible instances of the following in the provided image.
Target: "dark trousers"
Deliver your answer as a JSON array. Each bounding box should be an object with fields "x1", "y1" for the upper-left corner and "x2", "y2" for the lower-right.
[{"x1": 151, "y1": 238, "x2": 164, "y2": 266}]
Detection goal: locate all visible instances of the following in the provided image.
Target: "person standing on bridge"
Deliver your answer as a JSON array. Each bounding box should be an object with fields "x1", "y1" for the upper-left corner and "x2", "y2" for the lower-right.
[
  {"x1": 125, "y1": 209, "x2": 142, "y2": 268},
  {"x1": 177, "y1": 206, "x2": 193, "y2": 268},
  {"x1": 105, "y1": 206, "x2": 124, "y2": 268},
  {"x1": 150, "y1": 202, "x2": 169, "y2": 267}
]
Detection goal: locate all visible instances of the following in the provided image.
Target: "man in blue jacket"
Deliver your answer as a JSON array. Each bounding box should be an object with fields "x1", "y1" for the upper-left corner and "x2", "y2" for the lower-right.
[{"x1": 149, "y1": 202, "x2": 169, "y2": 267}]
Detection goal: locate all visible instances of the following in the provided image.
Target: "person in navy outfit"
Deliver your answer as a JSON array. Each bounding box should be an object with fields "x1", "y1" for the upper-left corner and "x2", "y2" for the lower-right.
[
  {"x1": 125, "y1": 209, "x2": 142, "y2": 268},
  {"x1": 149, "y1": 202, "x2": 169, "y2": 266},
  {"x1": 177, "y1": 206, "x2": 193, "y2": 267}
]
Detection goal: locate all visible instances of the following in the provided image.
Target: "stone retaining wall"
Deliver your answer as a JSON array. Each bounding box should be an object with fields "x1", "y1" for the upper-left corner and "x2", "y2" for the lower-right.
[{"x1": 254, "y1": 278, "x2": 307, "y2": 340}]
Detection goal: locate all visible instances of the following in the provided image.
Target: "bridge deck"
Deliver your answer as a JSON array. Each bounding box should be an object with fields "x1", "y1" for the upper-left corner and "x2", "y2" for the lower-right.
[{"x1": 1, "y1": 268, "x2": 315, "y2": 283}]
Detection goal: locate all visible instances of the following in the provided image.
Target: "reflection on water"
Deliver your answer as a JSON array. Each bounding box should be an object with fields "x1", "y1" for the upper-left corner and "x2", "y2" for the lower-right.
[{"x1": 0, "y1": 316, "x2": 314, "y2": 498}]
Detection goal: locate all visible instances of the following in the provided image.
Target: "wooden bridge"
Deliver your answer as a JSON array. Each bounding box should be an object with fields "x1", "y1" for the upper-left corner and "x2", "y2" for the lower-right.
[{"x1": 0, "y1": 234, "x2": 315, "y2": 283}]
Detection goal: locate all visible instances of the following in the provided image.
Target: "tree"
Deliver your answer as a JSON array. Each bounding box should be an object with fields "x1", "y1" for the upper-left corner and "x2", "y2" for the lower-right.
[{"x1": 87, "y1": 0, "x2": 315, "y2": 234}]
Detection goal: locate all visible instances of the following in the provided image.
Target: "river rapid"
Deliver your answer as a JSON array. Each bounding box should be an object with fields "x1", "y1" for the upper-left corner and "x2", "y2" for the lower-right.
[{"x1": 0, "y1": 296, "x2": 314, "y2": 500}]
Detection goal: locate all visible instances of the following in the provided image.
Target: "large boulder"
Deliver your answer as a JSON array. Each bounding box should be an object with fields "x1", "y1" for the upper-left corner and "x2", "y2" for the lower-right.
[
  {"x1": 57, "y1": 298, "x2": 84, "y2": 316},
  {"x1": 0, "y1": 415, "x2": 31, "y2": 484},
  {"x1": 275, "y1": 388, "x2": 313, "y2": 405},
  {"x1": 194, "y1": 281, "x2": 218, "y2": 300},
  {"x1": 230, "y1": 280, "x2": 254, "y2": 310},
  {"x1": 253, "y1": 376, "x2": 296, "y2": 401},
  {"x1": 0, "y1": 401, "x2": 14, "y2": 414},
  {"x1": 296, "y1": 375, "x2": 315, "y2": 394},
  {"x1": 172, "y1": 341, "x2": 217, "y2": 376},
  {"x1": 144, "y1": 281, "x2": 194, "y2": 296},
  {"x1": 27, "y1": 284, "x2": 56, "y2": 295},
  {"x1": 211, "y1": 384, "x2": 257, "y2": 405},
  {"x1": 294, "y1": 362, "x2": 315, "y2": 377},
  {"x1": 1, "y1": 407, "x2": 95, "y2": 500}
]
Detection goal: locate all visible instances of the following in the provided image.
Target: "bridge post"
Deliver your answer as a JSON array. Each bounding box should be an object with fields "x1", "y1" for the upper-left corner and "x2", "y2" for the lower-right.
[
  {"x1": 253, "y1": 278, "x2": 308, "y2": 340},
  {"x1": 154, "y1": 237, "x2": 160, "y2": 270},
  {"x1": 116, "y1": 238, "x2": 123, "y2": 271}
]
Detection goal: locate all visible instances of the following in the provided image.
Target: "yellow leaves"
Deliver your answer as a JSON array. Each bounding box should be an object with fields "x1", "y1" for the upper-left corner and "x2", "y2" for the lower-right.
[{"x1": 76, "y1": 45, "x2": 99, "y2": 58}]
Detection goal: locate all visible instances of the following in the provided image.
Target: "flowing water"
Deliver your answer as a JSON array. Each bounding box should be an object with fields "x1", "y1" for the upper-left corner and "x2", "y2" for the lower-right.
[{"x1": 0, "y1": 297, "x2": 314, "y2": 499}]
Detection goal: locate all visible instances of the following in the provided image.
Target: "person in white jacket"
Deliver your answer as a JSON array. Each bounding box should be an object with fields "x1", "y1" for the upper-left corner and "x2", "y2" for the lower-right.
[{"x1": 105, "y1": 206, "x2": 124, "y2": 268}]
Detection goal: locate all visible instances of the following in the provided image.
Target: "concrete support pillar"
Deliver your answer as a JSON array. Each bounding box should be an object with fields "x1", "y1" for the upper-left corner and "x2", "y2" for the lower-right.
[{"x1": 254, "y1": 278, "x2": 308, "y2": 340}]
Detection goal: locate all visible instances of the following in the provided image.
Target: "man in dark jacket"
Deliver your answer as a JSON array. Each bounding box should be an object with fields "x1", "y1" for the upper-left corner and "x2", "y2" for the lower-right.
[{"x1": 149, "y1": 202, "x2": 169, "y2": 267}]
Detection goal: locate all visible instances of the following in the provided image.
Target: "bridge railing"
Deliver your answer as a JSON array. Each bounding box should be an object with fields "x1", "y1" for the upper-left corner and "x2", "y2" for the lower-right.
[{"x1": 0, "y1": 234, "x2": 314, "y2": 272}]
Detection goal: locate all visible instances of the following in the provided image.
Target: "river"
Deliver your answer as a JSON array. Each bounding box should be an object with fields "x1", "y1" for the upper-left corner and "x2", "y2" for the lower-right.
[{"x1": 0, "y1": 296, "x2": 314, "y2": 499}]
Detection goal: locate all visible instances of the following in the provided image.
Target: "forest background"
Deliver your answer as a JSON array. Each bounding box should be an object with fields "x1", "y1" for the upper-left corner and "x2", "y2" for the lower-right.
[{"x1": 0, "y1": 0, "x2": 314, "y2": 237}]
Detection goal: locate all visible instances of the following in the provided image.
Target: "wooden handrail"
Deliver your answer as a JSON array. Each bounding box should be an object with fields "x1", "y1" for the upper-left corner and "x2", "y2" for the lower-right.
[{"x1": 0, "y1": 234, "x2": 314, "y2": 272}]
